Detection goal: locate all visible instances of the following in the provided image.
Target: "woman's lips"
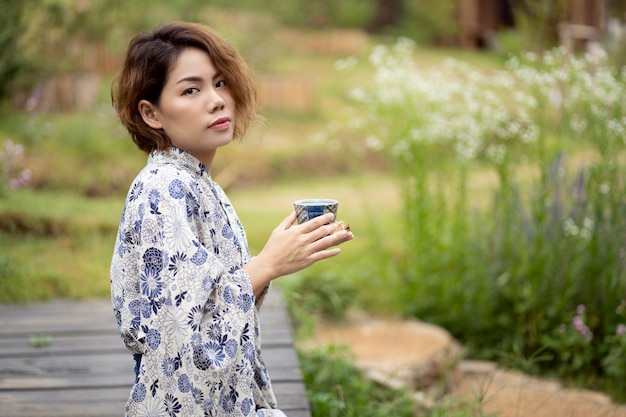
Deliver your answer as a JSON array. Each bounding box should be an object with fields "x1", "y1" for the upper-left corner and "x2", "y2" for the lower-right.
[{"x1": 209, "y1": 117, "x2": 231, "y2": 130}]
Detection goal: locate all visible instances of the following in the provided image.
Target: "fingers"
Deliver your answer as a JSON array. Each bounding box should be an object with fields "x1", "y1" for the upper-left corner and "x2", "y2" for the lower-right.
[
  {"x1": 253, "y1": 212, "x2": 354, "y2": 279},
  {"x1": 296, "y1": 212, "x2": 336, "y2": 233},
  {"x1": 304, "y1": 222, "x2": 337, "y2": 242},
  {"x1": 307, "y1": 228, "x2": 355, "y2": 261},
  {"x1": 294, "y1": 213, "x2": 354, "y2": 246},
  {"x1": 278, "y1": 211, "x2": 298, "y2": 230},
  {"x1": 309, "y1": 229, "x2": 353, "y2": 253},
  {"x1": 307, "y1": 247, "x2": 342, "y2": 263}
]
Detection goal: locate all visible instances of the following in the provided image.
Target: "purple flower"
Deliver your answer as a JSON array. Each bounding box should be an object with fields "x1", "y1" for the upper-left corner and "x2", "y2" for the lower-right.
[
  {"x1": 573, "y1": 316, "x2": 584, "y2": 328},
  {"x1": 617, "y1": 324, "x2": 626, "y2": 336},
  {"x1": 572, "y1": 314, "x2": 593, "y2": 341}
]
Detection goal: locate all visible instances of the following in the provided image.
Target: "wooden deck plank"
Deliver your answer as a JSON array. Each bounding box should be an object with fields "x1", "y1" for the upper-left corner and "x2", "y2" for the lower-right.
[
  {"x1": 0, "y1": 349, "x2": 303, "y2": 389},
  {"x1": 0, "y1": 289, "x2": 311, "y2": 417},
  {"x1": 2, "y1": 402, "x2": 311, "y2": 417},
  {"x1": 0, "y1": 382, "x2": 308, "y2": 407},
  {"x1": 0, "y1": 328, "x2": 294, "y2": 357}
]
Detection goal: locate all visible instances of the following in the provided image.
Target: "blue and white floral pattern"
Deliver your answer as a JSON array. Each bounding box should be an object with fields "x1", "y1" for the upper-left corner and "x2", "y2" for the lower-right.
[{"x1": 111, "y1": 148, "x2": 285, "y2": 416}]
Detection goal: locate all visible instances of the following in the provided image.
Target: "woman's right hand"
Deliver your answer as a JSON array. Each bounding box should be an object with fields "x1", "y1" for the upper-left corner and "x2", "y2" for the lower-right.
[{"x1": 243, "y1": 211, "x2": 354, "y2": 293}]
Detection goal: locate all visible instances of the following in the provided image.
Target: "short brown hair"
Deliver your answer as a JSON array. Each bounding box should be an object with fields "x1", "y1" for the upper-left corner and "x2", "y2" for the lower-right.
[{"x1": 111, "y1": 21, "x2": 260, "y2": 153}]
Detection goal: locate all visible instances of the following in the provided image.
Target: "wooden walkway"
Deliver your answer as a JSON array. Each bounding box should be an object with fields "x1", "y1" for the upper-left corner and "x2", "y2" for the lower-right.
[{"x1": 0, "y1": 290, "x2": 311, "y2": 417}]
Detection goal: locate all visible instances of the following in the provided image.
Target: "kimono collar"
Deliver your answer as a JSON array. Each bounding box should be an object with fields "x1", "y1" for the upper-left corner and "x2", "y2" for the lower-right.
[{"x1": 148, "y1": 147, "x2": 211, "y2": 179}]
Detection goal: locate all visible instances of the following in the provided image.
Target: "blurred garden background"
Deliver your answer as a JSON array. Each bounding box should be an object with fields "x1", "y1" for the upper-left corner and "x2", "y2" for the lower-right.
[{"x1": 1, "y1": 0, "x2": 626, "y2": 415}]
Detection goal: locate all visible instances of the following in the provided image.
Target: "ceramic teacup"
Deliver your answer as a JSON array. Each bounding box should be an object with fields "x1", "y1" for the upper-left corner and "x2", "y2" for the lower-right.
[{"x1": 293, "y1": 199, "x2": 338, "y2": 224}]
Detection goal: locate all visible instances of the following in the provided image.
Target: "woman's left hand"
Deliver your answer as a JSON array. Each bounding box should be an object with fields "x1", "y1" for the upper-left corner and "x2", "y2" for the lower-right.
[{"x1": 243, "y1": 211, "x2": 354, "y2": 292}]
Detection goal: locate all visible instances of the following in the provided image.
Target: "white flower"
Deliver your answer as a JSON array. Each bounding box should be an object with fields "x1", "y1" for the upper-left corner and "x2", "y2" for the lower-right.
[
  {"x1": 486, "y1": 144, "x2": 507, "y2": 164},
  {"x1": 334, "y1": 56, "x2": 357, "y2": 71},
  {"x1": 365, "y1": 135, "x2": 384, "y2": 151},
  {"x1": 563, "y1": 218, "x2": 579, "y2": 236},
  {"x1": 348, "y1": 87, "x2": 369, "y2": 103}
]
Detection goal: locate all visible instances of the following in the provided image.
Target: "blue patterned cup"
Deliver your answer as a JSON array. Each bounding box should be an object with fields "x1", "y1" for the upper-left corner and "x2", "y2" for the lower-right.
[{"x1": 294, "y1": 199, "x2": 338, "y2": 224}]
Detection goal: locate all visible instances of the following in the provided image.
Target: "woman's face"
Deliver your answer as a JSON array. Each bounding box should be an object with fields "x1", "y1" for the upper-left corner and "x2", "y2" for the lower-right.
[{"x1": 140, "y1": 47, "x2": 235, "y2": 165}]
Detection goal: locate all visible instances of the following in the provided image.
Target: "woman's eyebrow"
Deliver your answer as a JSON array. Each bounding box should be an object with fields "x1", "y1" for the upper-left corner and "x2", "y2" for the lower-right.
[
  {"x1": 176, "y1": 75, "x2": 204, "y2": 84},
  {"x1": 175, "y1": 71, "x2": 222, "y2": 85}
]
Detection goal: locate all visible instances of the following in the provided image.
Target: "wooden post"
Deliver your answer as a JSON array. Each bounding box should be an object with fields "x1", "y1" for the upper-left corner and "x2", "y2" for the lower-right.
[
  {"x1": 568, "y1": 0, "x2": 608, "y2": 31},
  {"x1": 457, "y1": 0, "x2": 480, "y2": 48}
]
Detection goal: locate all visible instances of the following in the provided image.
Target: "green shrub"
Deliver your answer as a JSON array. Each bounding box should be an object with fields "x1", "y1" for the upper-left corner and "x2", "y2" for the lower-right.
[
  {"x1": 2, "y1": 109, "x2": 143, "y2": 197},
  {"x1": 206, "y1": 0, "x2": 374, "y2": 28},
  {"x1": 299, "y1": 346, "x2": 416, "y2": 417},
  {"x1": 510, "y1": 0, "x2": 568, "y2": 50},
  {"x1": 397, "y1": 0, "x2": 457, "y2": 45},
  {"x1": 0, "y1": 0, "x2": 29, "y2": 99},
  {"x1": 494, "y1": 29, "x2": 526, "y2": 59},
  {"x1": 331, "y1": 38, "x2": 626, "y2": 400},
  {"x1": 299, "y1": 345, "x2": 487, "y2": 417},
  {"x1": 281, "y1": 270, "x2": 357, "y2": 339}
]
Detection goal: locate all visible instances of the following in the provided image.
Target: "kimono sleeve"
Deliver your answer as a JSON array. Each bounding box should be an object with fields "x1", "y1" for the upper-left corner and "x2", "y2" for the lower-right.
[{"x1": 110, "y1": 167, "x2": 256, "y2": 355}]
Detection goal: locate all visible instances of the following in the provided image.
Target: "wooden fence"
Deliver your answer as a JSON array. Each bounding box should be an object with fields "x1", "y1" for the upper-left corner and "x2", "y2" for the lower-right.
[
  {"x1": 12, "y1": 72, "x2": 102, "y2": 113},
  {"x1": 12, "y1": 72, "x2": 314, "y2": 114},
  {"x1": 10, "y1": 29, "x2": 368, "y2": 114}
]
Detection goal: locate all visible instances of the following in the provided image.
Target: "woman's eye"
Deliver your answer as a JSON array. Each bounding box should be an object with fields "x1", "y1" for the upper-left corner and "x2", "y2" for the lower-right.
[
  {"x1": 184, "y1": 87, "x2": 199, "y2": 95},
  {"x1": 215, "y1": 80, "x2": 226, "y2": 88}
]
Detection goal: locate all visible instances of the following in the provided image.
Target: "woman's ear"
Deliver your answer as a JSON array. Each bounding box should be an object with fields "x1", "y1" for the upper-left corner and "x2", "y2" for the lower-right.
[{"x1": 138, "y1": 100, "x2": 162, "y2": 129}]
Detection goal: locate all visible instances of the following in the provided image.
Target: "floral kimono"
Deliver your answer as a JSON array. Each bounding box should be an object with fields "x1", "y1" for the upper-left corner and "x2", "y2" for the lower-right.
[{"x1": 110, "y1": 147, "x2": 286, "y2": 417}]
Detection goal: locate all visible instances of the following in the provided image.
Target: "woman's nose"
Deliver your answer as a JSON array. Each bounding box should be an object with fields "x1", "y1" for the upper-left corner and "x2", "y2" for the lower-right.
[{"x1": 209, "y1": 90, "x2": 226, "y2": 112}]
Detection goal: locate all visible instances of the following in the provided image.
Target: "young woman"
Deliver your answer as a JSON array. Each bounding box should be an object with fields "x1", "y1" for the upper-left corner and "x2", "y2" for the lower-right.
[{"x1": 110, "y1": 21, "x2": 353, "y2": 417}]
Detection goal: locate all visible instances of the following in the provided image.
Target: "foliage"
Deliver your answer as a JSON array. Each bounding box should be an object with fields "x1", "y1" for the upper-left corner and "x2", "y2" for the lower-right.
[
  {"x1": 510, "y1": 0, "x2": 569, "y2": 50},
  {"x1": 494, "y1": 29, "x2": 527, "y2": 59},
  {"x1": 330, "y1": 38, "x2": 626, "y2": 400},
  {"x1": 0, "y1": 0, "x2": 29, "y2": 99},
  {"x1": 397, "y1": 0, "x2": 458, "y2": 45},
  {"x1": 2, "y1": 0, "x2": 459, "y2": 95},
  {"x1": 3, "y1": 1, "x2": 626, "y2": 409},
  {"x1": 282, "y1": 270, "x2": 356, "y2": 330},
  {"x1": 259, "y1": 0, "x2": 374, "y2": 28},
  {"x1": 3, "y1": 0, "x2": 266, "y2": 84},
  {"x1": 299, "y1": 346, "x2": 416, "y2": 417},
  {"x1": 1, "y1": 107, "x2": 143, "y2": 197},
  {"x1": 300, "y1": 345, "x2": 488, "y2": 417},
  {"x1": 607, "y1": 29, "x2": 626, "y2": 70}
]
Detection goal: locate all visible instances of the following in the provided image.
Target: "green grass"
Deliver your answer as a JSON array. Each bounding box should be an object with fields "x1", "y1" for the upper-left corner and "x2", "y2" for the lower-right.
[
  {"x1": 299, "y1": 345, "x2": 416, "y2": 417},
  {"x1": 0, "y1": 188, "x2": 122, "y2": 301},
  {"x1": 0, "y1": 171, "x2": 405, "y2": 304},
  {"x1": 299, "y1": 345, "x2": 488, "y2": 417},
  {"x1": 230, "y1": 172, "x2": 406, "y2": 316}
]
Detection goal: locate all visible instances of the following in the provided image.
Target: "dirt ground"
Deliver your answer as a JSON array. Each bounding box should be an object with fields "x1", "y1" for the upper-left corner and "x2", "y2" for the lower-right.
[
  {"x1": 452, "y1": 361, "x2": 626, "y2": 417},
  {"x1": 303, "y1": 317, "x2": 626, "y2": 417}
]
